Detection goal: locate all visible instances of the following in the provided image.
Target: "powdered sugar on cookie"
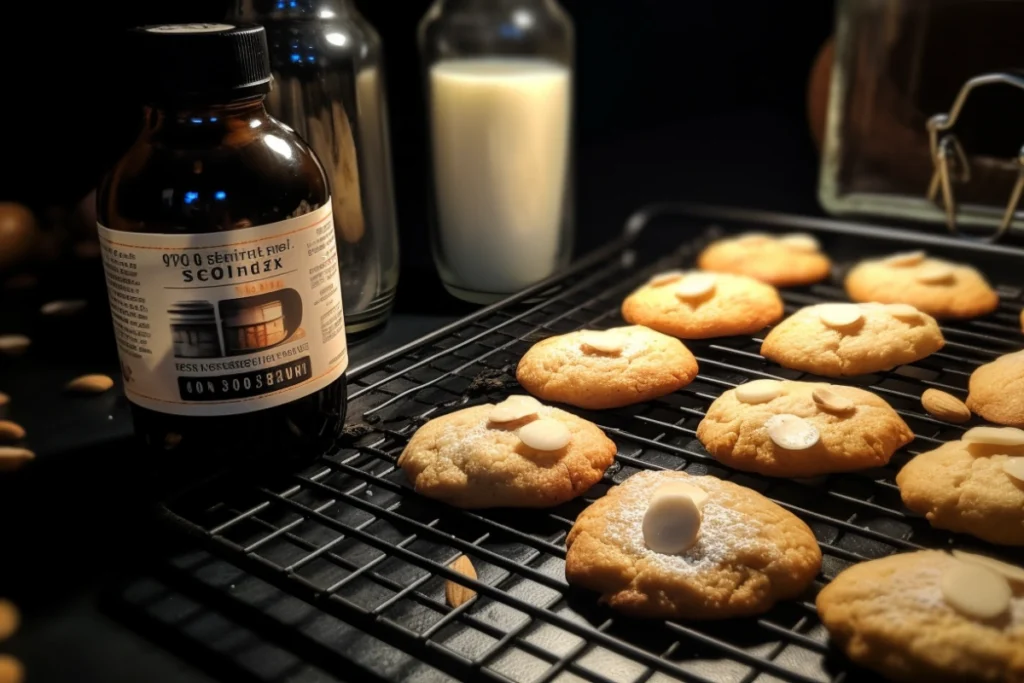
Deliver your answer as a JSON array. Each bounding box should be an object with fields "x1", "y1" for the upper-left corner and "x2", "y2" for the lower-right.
[
  {"x1": 817, "y1": 550, "x2": 1024, "y2": 682},
  {"x1": 565, "y1": 469, "x2": 821, "y2": 619},
  {"x1": 604, "y1": 473, "x2": 772, "y2": 575},
  {"x1": 399, "y1": 403, "x2": 616, "y2": 509}
]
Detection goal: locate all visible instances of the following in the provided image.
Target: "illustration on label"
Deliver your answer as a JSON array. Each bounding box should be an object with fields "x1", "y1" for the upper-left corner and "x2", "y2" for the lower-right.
[{"x1": 98, "y1": 202, "x2": 347, "y2": 416}]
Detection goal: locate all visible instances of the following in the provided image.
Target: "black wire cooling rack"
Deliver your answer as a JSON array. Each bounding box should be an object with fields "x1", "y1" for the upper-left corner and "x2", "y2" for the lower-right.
[{"x1": 131, "y1": 205, "x2": 1024, "y2": 683}]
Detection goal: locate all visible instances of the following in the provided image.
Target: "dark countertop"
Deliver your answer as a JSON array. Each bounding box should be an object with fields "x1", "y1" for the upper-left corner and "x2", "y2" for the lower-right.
[
  {"x1": 2, "y1": 314, "x2": 462, "y2": 683},
  {"x1": 1, "y1": 112, "x2": 827, "y2": 683}
]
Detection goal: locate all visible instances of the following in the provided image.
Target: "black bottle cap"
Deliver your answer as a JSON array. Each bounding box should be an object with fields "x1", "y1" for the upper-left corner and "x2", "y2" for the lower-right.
[{"x1": 128, "y1": 23, "x2": 272, "y2": 104}]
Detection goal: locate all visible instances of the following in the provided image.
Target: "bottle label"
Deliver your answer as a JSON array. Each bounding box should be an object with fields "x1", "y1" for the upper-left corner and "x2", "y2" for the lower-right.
[{"x1": 97, "y1": 202, "x2": 347, "y2": 417}]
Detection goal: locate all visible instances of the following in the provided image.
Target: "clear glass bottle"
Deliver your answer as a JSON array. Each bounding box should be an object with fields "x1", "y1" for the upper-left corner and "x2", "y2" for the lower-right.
[
  {"x1": 98, "y1": 24, "x2": 348, "y2": 465},
  {"x1": 419, "y1": 0, "x2": 574, "y2": 304},
  {"x1": 231, "y1": 0, "x2": 400, "y2": 335}
]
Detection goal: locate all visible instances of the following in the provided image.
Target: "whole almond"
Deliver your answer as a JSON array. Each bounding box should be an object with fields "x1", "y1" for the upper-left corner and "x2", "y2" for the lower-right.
[
  {"x1": 0, "y1": 336, "x2": 30, "y2": 357},
  {"x1": 0, "y1": 447, "x2": 33, "y2": 472},
  {"x1": 66, "y1": 374, "x2": 114, "y2": 394},
  {"x1": 0, "y1": 392, "x2": 8, "y2": 407},
  {"x1": 445, "y1": 555, "x2": 478, "y2": 608},
  {"x1": 0, "y1": 655, "x2": 24, "y2": 683},
  {"x1": 40, "y1": 299, "x2": 87, "y2": 316},
  {"x1": 0, "y1": 599, "x2": 20, "y2": 641},
  {"x1": 921, "y1": 388, "x2": 971, "y2": 423},
  {"x1": 0, "y1": 421, "x2": 25, "y2": 443}
]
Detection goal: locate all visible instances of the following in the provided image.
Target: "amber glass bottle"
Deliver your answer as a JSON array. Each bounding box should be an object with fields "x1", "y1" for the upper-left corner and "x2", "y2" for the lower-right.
[{"x1": 98, "y1": 24, "x2": 348, "y2": 464}]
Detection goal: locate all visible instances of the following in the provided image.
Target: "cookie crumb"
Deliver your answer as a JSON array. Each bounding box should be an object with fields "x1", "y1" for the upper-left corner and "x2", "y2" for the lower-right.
[
  {"x1": 467, "y1": 366, "x2": 515, "y2": 396},
  {"x1": 340, "y1": 423, "x2": 375, "y2": 443}
]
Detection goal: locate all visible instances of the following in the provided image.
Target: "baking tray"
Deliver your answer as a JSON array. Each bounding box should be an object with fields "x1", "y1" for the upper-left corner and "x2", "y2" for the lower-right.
[{"x1": 130, "y1": 204, "x2": 1024, "y2": 683}]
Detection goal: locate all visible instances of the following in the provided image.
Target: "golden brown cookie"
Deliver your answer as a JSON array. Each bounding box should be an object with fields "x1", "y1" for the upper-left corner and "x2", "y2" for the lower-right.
[
  {"x1": 817, "y1": 550, "x2": 1024, "y2": 683},
  {"x1": 760, "y1": 302, "x2": 945, "y2": 376},
  {"x1": 397, "y1": 399, "x2": 616, "y2": 509},
  {"x1": 897, "y1": 427, "x2": 1024, "y2": 545},
  {"x1": 515, "y1": 326, "x2": 699, "y2": 410},
  {"x1": 697, "y1": 232, "x2": 831, "y2": 287},
  {"x1": 564, "y1": 470, "x2": 821, "y2": 619},
  {"x1": 967, "y1": 350, "x2": 1024, "y2": 428},
  {"x1": 621, "y1": 271, "x2": 784, "y2": 339},
  {"x1": 845, "y1": 251, "x2": 999, "y2": 319},
  {"x1": 696, "y1": 380, "x2": 913, "y2": 477}
]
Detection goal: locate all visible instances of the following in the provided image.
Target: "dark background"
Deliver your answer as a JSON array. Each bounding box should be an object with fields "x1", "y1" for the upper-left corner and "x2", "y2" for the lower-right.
[{"x1": 2, "y1": 1, "x2": 834, "y2": 275}]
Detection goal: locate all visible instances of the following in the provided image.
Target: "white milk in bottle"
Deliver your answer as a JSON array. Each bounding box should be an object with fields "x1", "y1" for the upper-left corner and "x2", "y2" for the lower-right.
[{"x1": 429, "y1": 58, "x2": 571, "y2": 297}]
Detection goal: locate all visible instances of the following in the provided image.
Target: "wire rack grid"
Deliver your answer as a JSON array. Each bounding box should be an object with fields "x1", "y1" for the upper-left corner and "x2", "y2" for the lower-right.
[{"x1": 155, "y1": 205, "x2": 1024, "y2": 683}]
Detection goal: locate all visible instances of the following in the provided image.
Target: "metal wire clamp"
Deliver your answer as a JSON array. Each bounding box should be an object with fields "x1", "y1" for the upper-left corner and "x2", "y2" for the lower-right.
[{"x1": 926, "y1": 71, "x2": 1024, "y2": 242}]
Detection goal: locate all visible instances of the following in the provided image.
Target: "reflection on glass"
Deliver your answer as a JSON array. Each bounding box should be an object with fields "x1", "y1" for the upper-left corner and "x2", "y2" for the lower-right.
[
  {"x1": 231, "y1": 0, "x2": 400, "y2": 335},
  {"x1": 264, "y1": 134, "x2": 294, "y2": 159}
]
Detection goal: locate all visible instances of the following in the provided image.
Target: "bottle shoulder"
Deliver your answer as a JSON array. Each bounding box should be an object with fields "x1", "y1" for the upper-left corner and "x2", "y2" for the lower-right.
[
  {"x1": 98, "y1": 120, "x2": 330, "y2": 233},
  {"x1": 418, "y1": 1, "x2": 573, "y2": 62}
]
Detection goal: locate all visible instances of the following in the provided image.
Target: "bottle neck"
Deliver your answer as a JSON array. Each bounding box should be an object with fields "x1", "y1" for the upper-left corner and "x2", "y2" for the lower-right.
[
  {"x1": 234, "y1": 0, "x2": 358, "y2": 19},
  {"x1": 144, "y1": 97, "x2": 270, "y2": 136}
]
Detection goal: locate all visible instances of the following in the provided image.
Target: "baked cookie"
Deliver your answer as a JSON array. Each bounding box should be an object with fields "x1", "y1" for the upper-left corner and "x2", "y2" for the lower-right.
[
  {"x1": 967, "y1": 350, "x2": 1024, "y2": 428},
  {"x1": 697, "y1": 232, "x2": 831, "y2": 287},
  {"x1": 515, "y1": 326, "x2": 699, "y2": 410},
  {"x1": 696, "y1": 380, "x2": 913, "y2": 477},
  {"x1": 897, "y1": 426, "x2": 1024, "y2": 545},
  {"x1": 564, "y1": 470, "x2": 821, "y2": 619},
  {"x1": 760, "y1": 302, "x2": 945, "y2": 376},
  {"x1": 621, "y1": 271, "x2": 784, "y2": 339},
  {"x1": 397, "y1": 398, "x2": 616, "y2": 509},
  {"x1": 845, "y1": 250, "x2": 999, "y2": 319},
  {"x1": 817, "y1": 550, "x2": 1024, "y2": 683}
]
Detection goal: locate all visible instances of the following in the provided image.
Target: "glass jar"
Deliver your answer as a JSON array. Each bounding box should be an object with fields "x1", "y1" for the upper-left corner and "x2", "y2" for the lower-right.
[
  {"x1": 419, "y1": 0, "x2": 574, "y2": 304},
  {"x1": 820, "y1": 0, "x2": 1024, "y2": 239},
  {"x1": 231, "y1": 0, "x2": 400, "y2": 335}
]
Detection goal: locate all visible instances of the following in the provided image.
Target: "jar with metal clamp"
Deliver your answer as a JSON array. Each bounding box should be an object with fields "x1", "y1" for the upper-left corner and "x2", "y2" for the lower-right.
[
  {"x1": 819, "y1": 0, "x2": 1024, "y2": 242},
  {"x1": 230, "y1": 0, "x2": 400, "y2": 334}
]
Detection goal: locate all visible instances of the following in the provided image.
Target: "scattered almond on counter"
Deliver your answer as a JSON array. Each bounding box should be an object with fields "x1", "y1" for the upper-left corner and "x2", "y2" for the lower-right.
[
  {"x1": 0, "y1": 336, "x2": 30, "y2": 357},
  {"x1": 66, "y1": 374, "x2": 114, "y2": 394},
  {"x1": 921, "y1": 389, "x2": 971, "y2": 423},
  {"x1": 40, "y1": 299, "x2": 87, "y2": 316},
  {"x1": 0, "y1": 655, "x2": 23, "y2": 683},
  {"x1": 0, "y1": 421, "x2": 25, "y2": 443},
  {"x1": 0, "y1": 202, "x2": 39, "y2": 271},
  {"x1": 0, "y1": 599, "x2": 20, "y2": 641},
  {"x1": 445, "y1": 555, "x2": 478, "y2": 608},
  {"x1": 0, "y1": 447, "x2": 33, "y2": 472}
]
